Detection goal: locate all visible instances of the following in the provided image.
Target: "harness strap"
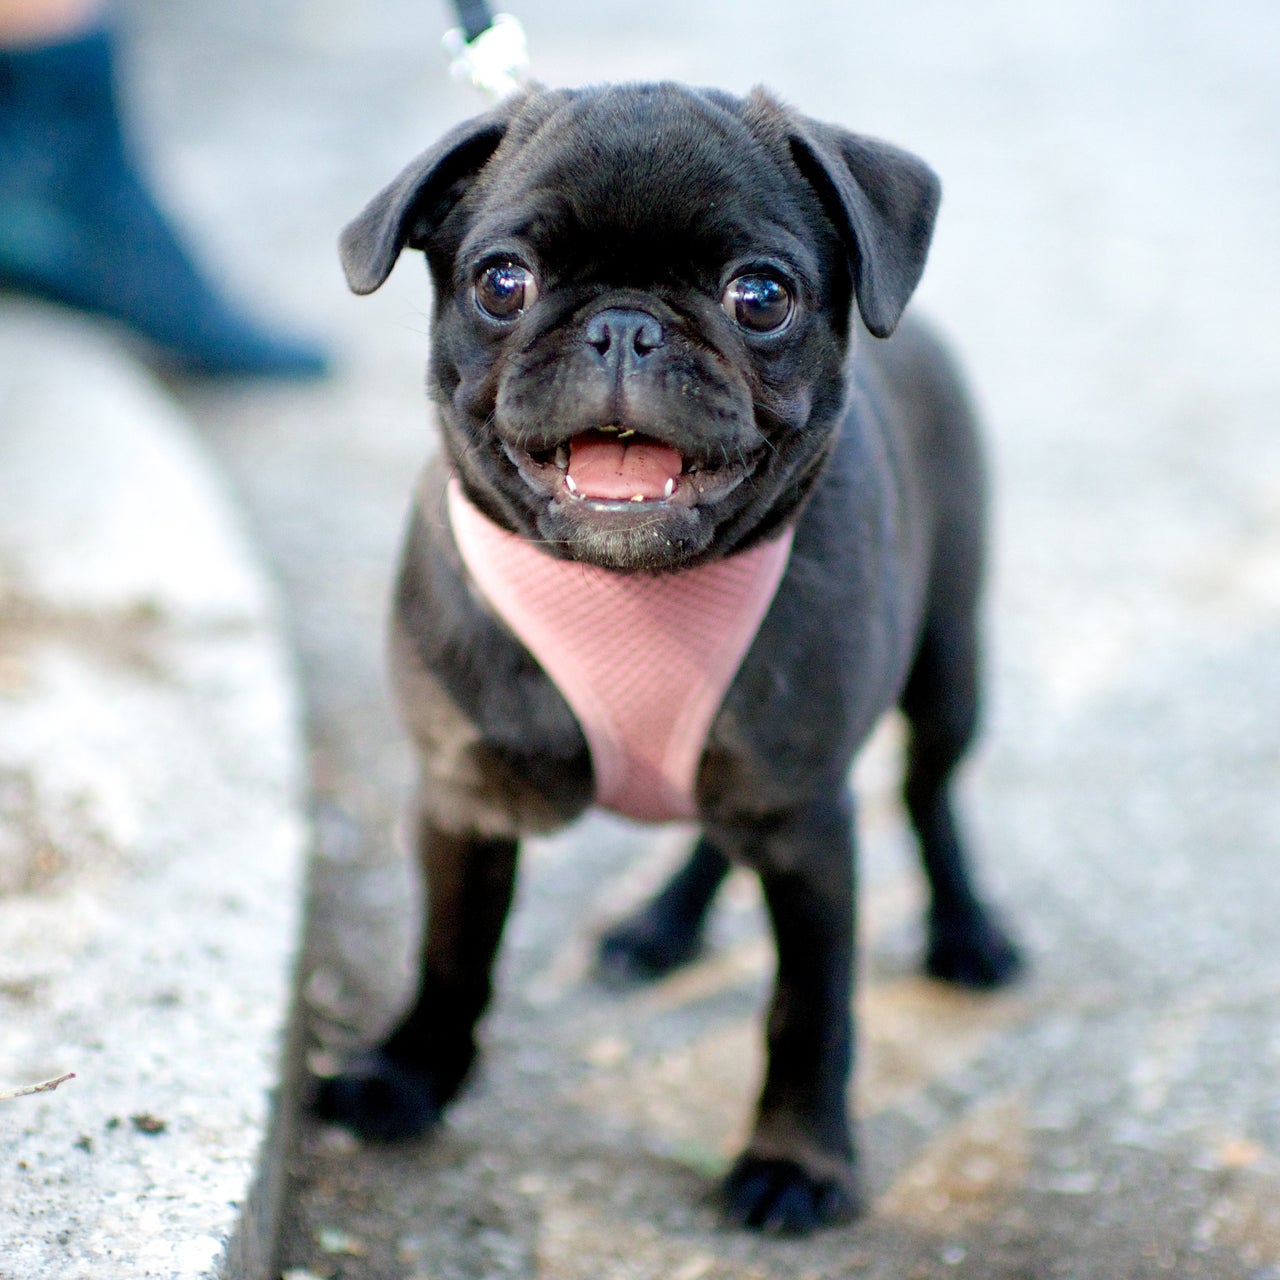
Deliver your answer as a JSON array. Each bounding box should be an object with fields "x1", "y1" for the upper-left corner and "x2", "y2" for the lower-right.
[{"x1": 447, "y1": 480, "x2": 794, "y2": 822}]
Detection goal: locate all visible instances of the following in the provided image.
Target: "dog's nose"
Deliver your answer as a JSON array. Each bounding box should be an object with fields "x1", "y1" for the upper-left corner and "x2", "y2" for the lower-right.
[{"x1": 584, "y1": 309, "x2": 665, "y2": 362}]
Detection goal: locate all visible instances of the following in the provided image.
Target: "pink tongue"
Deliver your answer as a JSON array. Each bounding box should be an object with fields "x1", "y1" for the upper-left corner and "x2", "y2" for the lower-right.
[{"x1": 567, "y1": 435, "x2": 683, "y2": 500}]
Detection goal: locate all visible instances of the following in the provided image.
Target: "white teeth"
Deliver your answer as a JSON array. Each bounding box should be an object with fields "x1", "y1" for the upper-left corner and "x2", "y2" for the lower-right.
[
  {"x1": 630, "y1": 494, "x2": 645, "y2": 503},
  {"x1": 565, "y1": 474, "x2": 578, "y2": 494},
  {"x1": 687, "y1": 462, "x2": 700, "y2": 474},
  {"x1": 663, "y1": 477, "x2": 676, "y2": 498},
  {"x1": 554, "y1": 445, "x2": 569, "y2": 470}
]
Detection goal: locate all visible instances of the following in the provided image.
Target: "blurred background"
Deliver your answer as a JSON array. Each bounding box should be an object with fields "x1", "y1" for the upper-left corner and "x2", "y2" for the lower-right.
[{"x1": 4, "y1": 1, "x2": 1279, "y2": 1276}]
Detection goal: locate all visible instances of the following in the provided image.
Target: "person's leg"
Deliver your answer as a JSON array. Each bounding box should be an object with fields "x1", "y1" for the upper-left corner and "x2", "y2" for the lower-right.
[
  {"x1": 0, "y1": 0, "x2": 100, "y2": 44},
  {"x1": 0, "y1": 0, "x2": 329, "y2": 377}
]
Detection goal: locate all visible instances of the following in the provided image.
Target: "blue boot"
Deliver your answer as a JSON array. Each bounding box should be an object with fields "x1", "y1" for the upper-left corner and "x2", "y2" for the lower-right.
[{"x1": 0, "y1": 28, "x2": 329, "y2": 378}]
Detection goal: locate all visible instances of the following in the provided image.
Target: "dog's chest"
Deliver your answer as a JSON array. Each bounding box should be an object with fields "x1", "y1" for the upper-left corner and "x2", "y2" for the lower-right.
[{"x1": 447, "y1": 482, "x2": 793, "y2": 822}]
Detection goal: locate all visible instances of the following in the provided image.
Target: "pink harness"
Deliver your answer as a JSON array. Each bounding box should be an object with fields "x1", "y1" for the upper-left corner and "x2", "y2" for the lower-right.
[{"x1": 447, "y1": 481, "x2": 794, "y2": 822}]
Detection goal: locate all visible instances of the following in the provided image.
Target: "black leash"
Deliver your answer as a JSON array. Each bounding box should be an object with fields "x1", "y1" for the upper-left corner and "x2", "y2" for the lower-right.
[
  {"x1": 443, "y1": 1, "x2": 529, "y2": 100},
  {"x1": 450, "y1": 0, "x2": 496, "y2": 44}
]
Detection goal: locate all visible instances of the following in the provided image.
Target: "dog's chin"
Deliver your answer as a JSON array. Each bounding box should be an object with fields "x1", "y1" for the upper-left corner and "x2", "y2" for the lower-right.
[{"x1": 499, "y1": 434, "x2": 759, "y2": 573}]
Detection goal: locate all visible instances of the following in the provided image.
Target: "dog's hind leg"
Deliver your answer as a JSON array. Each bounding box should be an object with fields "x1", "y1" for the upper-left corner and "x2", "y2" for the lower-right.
[
  {"x1": 899, "y1": 612, "x2": 1022, "y2": 989},
  {"x1": 314, "y1": 826, "x2": 519, "y2": 1139},
  {"x1": 595, "y1": 834, "x2": 731, "y2": 985}
]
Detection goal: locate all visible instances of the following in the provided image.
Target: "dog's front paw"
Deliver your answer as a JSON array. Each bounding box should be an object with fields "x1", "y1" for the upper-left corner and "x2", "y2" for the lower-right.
[
  {"x1": 722, "y1": 1155, "x2": 860, "y2": 1235},
  {"x1": 926, "y1": 907, "x2": 1023, "y2": 990},
  {"x1": 312, "y1": 1049, "x2": 442, "y2": 1142}
]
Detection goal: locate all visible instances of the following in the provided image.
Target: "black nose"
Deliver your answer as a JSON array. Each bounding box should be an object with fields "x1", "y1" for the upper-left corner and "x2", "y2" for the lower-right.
[{"x1": 584, "y1": 309, "x2": 665, "y2": 363}]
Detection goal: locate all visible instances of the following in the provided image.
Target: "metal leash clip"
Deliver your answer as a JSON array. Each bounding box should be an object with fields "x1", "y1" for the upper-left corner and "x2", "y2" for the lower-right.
[{"x1": 443, "y1": 10, "x2": 530, "y2": 103}]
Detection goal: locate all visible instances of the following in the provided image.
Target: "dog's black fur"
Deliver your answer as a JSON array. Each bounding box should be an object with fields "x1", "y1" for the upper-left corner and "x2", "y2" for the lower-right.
[{"x1": 317, "y1": 83, "x2": 1021, "y2": 1235}]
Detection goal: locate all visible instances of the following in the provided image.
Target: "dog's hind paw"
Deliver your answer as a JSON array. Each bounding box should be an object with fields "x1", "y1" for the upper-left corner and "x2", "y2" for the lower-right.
[
  {"x1": 312, "y1": 1049, "x2": 441, "y2": 1142},
  {"x1": 925, "y1": 908, "x2": 1024, "y2": 990},
  {"x1": 722, "y1": 1156, "x2": 860, "y2": 1235},
  {"x1": 595, "y1": 910, "x2": 705, "y2": 987}
]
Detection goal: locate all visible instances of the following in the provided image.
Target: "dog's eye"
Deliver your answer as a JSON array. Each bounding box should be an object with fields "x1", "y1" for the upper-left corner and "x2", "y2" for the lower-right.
[
  {"x1": 722, "y1": 274, "x2": 794, "y2": 334},
  {"x1": 474, "y1": 263, "x2": 538, "y2": 320}
]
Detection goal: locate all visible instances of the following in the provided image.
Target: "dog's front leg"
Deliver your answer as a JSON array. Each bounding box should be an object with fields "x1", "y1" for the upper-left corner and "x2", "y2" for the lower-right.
[
  {"x1": 720, "y1": 792, "x2": 861, "y2": 1234},
  {"x1": 315, "y1": 824, "x2": 519, "y2": 1141}
]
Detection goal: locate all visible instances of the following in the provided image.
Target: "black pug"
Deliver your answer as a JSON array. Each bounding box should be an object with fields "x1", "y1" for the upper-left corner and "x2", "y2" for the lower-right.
[{"x1": 318, "y1": 82, "x2": 1021, "y2": 1235}]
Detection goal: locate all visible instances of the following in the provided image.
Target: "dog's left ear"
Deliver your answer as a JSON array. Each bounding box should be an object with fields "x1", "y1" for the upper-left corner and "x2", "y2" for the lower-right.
[
  {"x1": 788, "y1": 118, "x2": 941, "y2": 338},
  {"x1": 339, "y1": 106, "x2": 512, "y2": 295}
]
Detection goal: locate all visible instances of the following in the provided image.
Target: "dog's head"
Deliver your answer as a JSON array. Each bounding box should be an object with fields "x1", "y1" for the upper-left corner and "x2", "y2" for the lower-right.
[{"x1": 342, "y1": 84, "x2": 939, "y2": 572}]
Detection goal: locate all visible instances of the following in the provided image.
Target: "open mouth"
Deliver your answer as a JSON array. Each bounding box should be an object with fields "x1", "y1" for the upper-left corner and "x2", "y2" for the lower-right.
[{"x1": 504, "y1": 427, "x2": 754, "y2": 510}]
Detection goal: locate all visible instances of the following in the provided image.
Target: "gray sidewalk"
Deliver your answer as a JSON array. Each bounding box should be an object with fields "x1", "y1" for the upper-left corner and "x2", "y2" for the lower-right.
[
  {"x1": 2, "y1": 0, "x2": 1277, "y2": 1277},
  {"x1": 0, "y1": 305, "x2": 307, "y2": 1278}
]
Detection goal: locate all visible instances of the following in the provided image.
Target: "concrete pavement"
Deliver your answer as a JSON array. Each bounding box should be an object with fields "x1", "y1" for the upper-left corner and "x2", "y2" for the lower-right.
[{"x1": 0, "y1": 304, "x2": 308, "y2": 1278}]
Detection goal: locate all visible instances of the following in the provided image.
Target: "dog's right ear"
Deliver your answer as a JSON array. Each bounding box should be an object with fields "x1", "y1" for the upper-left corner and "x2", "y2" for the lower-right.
[{"x1": 339, "y1": 110, "x2": 510, "y2": 295}]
